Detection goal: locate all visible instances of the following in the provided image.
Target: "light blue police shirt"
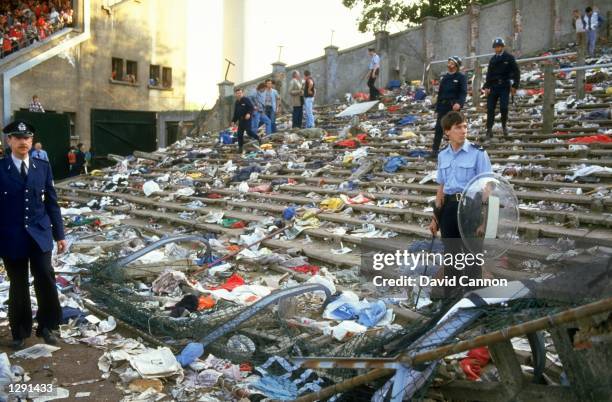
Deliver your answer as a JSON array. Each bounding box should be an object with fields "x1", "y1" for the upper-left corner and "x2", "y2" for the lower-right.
[
  {"x1": 369, "y1": 54, "x2": 380, "y2": 70},
  {"x1": 436, "y1": 140, "x2": 492, "y2": 195}
]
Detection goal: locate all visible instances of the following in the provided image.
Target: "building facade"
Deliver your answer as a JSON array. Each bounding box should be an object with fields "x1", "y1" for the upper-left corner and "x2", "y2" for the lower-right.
[{"x1": 1, "y1": 0, "x2": 188, "y2": 154}]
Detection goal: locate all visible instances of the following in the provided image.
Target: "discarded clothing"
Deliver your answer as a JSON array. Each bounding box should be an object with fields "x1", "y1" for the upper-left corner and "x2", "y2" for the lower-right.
[
  {"x1": 231, "y1": 166, "x2": 260, "y2": 182},
  {"x1": 168, "y1": 294, "x2": 199, "y2": 317},
  {"x1": 290, "y1": 265, "x2": 320, "y2": 275},
  {"x1": 567, "y1": 135, "x2": 612, "y2": 144},
  {"x1": 208, "y1": 273, "x2": 245, "y2": 291},
  {"x1": 565, "y1": 165, "x2": 612, "y2": 181},
  {"x1": 176, "y1": 342, "x2": 204, "y2": 367},
  {"x1": 407, "y1": 149, "x2": 431, "y2": 158},
  {"x1": 383, "y1": 156, "x2": 407, "y2": 173},
  {"x1": 397, "y1": 115, "x2": 418, "y2": 126},
  {"x1": 319, "y1": 198, "x2": 345, "y2": 212}
]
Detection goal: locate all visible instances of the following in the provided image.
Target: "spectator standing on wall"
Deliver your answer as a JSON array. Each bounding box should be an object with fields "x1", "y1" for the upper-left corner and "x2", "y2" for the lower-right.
[
  {"x1": 288, "y1": 70, "x2": 303, "y2": 129},
  {"x1": 48, "y1": 7, "x2": 59, "y2": 27},
  {"x1": 28, "y1": 95, "x2": 45, "y2": 113},
  {"x1": 263, "y1": 79, "x2": 279, "y2": 133},
  {"x1": 303, "y1": 70, "x2": 316, "y2": 128},
  {"x1": 365, "y1": 48, "x2": 381, "y2": 101}
]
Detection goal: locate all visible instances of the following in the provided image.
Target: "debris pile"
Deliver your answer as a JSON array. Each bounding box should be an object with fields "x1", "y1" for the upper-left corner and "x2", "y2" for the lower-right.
[{"x1": 1, "y1": 47, "x2": 611, "y2": 400}]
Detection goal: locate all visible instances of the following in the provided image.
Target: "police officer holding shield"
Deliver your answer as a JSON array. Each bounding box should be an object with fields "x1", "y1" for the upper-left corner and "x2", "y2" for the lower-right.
[
  {"x1": 0, "y1": 121, "x2": 66, "y2": 349},
  {"x1": 430, "y1": 112, "x2": 492, "y2": 297},
  {"x1": 484, "y1": 37, "x2": 520, "y2": 138}
]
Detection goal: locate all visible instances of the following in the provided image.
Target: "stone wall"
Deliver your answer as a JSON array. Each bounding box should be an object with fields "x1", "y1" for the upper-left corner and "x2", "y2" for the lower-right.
[{"x1": 213, "y1": 0, "x2": 610, "y2": 120}]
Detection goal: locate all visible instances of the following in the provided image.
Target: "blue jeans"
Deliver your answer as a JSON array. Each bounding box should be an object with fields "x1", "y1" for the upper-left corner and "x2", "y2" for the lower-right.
[
  {"x1": 292, "y1": 106, "x2": 303, "y2": 128},
  {"x1": 586, "y1": 29, "x2": 597, "y2": 57},
  {"x1": 304, "y1": 97, "x2": 314, "y2": 128},
  {"x1": 252, "y1": 111, "x2": 272, "y2": 135},
  {"x1": 265, "y1": 106, "x2": 277, "y2": 133}
]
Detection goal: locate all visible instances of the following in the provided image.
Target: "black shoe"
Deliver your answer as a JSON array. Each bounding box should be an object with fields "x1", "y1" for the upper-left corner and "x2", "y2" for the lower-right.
[
  {"x1": 502, "y1": 126, "x2": 509, "y2": 136},
  {"x1": 486, "y1": 128, "x2": 493, "y2": 138},
  {"x1": 238, "y1": 146, "x2": 243, "y2": 154},
  {"x1": 39, "y1": 328, "x2": 58, "y2": 345},
  {"x1": 10, "y1": 339, "x2": 25, "y2": 350}
]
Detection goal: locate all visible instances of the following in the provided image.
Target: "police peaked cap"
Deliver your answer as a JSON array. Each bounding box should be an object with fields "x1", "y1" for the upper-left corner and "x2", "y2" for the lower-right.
[{"x1": 3, "y1": 120, "x2": 35, "y2": 137}]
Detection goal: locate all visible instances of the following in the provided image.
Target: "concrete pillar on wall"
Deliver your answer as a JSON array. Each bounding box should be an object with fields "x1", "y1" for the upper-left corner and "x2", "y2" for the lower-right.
[
  {"x1": 217, "y1": 80, "x2": 234, "y2": 128},
  {"x1": 375, "y1": 31, "x2": 390, "y2": 92},
  {"x1": 551, "y1": 0, "x2": 561, "y2": 49},
  {"x1": 512, "y1": 0, "x2": 523, "y2": 56},
  {"x1": 422, "y1": 17, "x2": 437, "y2": 90},
  {"x1": 467, "y1": 3, "x2": 481, "y2": 70},
  {"x1": 324, "y1": 45, "x2": 339, "y2": 104},
  {"x1": 271, "y1": 61, "x2": 287, "y2": 108}
]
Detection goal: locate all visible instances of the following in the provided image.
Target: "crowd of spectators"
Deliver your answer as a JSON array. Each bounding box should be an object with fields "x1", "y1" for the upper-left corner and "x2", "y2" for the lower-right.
[{"x1": 0, "y1": 0, "x2": 74, "y2": 58}]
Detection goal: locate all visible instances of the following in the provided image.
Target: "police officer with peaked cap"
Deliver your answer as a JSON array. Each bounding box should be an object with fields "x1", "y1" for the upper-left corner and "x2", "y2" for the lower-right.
[
  {"x1": 429, "y1": 111, "x2": 492, "y2": 297},
  {"x1": 0, "y1": 120, "x2": 66, "y2": 349},
  {"x1": 483, "y1": 37, "x2": 520, "y2": 138},
  {"x1": 432, "y1": 56, "x2": 467, "y2": 157}
]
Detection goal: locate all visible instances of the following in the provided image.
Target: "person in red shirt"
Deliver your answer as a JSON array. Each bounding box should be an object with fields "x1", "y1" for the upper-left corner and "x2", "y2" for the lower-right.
[
  {"x1": 3, "y1": 33, "x2": 13, "y2": 56},
  {"x1": 41, "y1": 2, "x2": 49, "y2": 15},
  {"x1": 34, "y1": 3, "x2": 42, "y2": 18}
]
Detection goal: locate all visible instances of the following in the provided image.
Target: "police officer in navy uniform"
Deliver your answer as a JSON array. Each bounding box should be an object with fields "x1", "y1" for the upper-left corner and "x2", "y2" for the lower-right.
[
  {"x1": 429, "y1": 112, "x2": 492, "y2": 297},
  {"x1": 483, "y1": 37, "x2": 520, "y2": 138},
  {"x1": 432, "y1": 56, "x2": 467, "y2": 157},
  {"x1": 0, "y1": 121, "x2": 66, "y2": 349}
]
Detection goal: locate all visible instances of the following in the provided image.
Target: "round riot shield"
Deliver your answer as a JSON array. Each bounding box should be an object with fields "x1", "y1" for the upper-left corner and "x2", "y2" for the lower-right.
[{"x1": 457, "y1": 173, "x2": 520, "y2": 259}]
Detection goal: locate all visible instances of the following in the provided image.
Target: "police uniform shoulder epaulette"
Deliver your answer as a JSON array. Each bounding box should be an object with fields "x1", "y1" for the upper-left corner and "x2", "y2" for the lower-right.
[{"x1": 470, "y1": 143, "x2": 485, "y2": 151}]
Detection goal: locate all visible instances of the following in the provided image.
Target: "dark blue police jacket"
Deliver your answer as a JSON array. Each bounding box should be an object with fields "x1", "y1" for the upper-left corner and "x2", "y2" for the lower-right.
[{"x1": 0, "y1": 156, "x2": 65, "y2": 259}]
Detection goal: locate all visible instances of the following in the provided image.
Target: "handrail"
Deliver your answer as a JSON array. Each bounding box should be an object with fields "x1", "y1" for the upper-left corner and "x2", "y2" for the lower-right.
[
  {"x1": 554, "y1": 62, "x2": 612, "y2": 72},
  {"x1": 428, "y1": 52, "x2": 495, "y2": 66},
  {"x1": 477, "y1": 51, "x2": 578, "y2": 69},
  {"x1": 515, "y1": 51, "x2": 576, "y2": 64}
]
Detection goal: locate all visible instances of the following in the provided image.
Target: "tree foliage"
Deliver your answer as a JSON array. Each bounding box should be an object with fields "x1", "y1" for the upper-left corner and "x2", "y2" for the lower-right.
[{"x1": 343, "y1": 0, "x2": 497, "y2": 33}]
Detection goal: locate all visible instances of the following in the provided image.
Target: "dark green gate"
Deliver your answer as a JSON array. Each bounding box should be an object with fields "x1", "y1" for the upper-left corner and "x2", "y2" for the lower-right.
[
  {"x1": 91, "y1": 109, "x2": 157, "y2": 157},
  {"x1": 13, "y1": 111, "x2": 71, "y2": 179}
]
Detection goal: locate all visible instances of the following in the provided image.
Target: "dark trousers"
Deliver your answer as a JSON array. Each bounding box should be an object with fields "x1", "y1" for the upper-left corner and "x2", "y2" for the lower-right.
[
  {"x1": 292, "y1": 106, "x2": 303, "y2": 129},
  {"x1": 2, "y1": 237, "x2": 61, "y2": 340},
  {"x1": 433, "y1": 105, "x2": 452, "y2": 153},
  {"x1": 236, "y1": 121, "x2": 260, "y2": 150},
  {"x1": 440, "y1": 196, "x2": 482, "y2": 297},
  {"x1": 367, "y1": 75, "x2": 380, "y2": 100},
  {"x1": 486, "y1": 85, "x2": 510, "y2": 130}
]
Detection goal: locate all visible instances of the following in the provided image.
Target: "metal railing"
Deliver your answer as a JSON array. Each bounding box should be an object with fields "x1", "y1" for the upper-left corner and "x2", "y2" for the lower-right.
[{"x1": 555, "y1": 62, "x2": 612, "y2": 72}]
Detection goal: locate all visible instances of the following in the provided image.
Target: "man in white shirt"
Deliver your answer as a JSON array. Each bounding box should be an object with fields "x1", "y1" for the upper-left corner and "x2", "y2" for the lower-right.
[
  {"x1": 366, "y1": 48, "x2": 381, "y2": 101},
  {"x1": 583, "y1": 6, "x2": 600, "y2": 57}
]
